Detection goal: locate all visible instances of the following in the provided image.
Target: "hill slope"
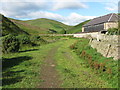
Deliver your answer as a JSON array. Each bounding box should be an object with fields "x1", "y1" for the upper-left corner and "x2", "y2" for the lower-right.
[
  {"x1": 10, "y1": 19, "x2": 49, "y2": 35},
  {"x1": 23, "y1": 18, "x2": 73, "y2": 34},
  {"x1": 66, "y1": 20, "x2": 90, "y2": 34},
  {"x1": 1, "y1": 14, "x2": 89, "y2": 35},
  {"x1": 1, "y1": 14, "x2": 28, "y2": 36}
]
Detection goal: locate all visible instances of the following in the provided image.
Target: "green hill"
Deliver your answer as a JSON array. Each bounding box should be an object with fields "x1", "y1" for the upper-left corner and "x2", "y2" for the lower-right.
[
  {"x1": 0, "y1": 14, "x2": 28, "y2": 36},
  {"x1": 66, "y1": 20, "x2": 90, "y2": 34},
  {"x1": 10, "y1": 19, "x2": 49, "y2": 35},
  {"x1": 1, "y1": 14, "x2": 90, "y2": 35},
  {"x1": 23, "y1": 18, "x2": 73, "y2": 34}
]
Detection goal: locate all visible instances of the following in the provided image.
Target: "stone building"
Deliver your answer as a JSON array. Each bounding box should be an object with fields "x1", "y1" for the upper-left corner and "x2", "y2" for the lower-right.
[{"x1": 82, "y1": 13, "x2": 118, "y2": 33}]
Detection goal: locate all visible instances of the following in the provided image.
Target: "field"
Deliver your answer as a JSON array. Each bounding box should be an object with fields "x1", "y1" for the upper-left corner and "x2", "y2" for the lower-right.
[{"x1": 2, "y1": 36, "x2": 118, "y2": 88}]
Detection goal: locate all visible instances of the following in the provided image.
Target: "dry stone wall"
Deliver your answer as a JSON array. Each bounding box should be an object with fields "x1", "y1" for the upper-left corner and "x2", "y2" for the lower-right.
[{"x1": 89, "y1": 35, "x2": 120, "y2": 60}]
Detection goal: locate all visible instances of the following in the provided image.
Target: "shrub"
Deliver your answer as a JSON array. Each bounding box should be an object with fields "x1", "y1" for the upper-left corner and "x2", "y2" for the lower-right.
[
  {"x1": 30, "y1": 35, "x2": 47, "y2": 46},
  {"x1": 2, "y1": 34, "x2": 20, "y2": 53},
  {"x1": 107, "y1": 28, "x2": 120, "y2": 35},
  {"x1": 30, "y1": 35, "x2": 43, "y2": 43},
  {"x1": 17, "y1": 35, "x2": 31, "y2": 45}
]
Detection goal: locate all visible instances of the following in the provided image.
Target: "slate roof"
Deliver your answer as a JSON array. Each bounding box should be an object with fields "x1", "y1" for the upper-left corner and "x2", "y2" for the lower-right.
[{"x1": 83, "y1": 13, "x2": 118, "y2": 27}]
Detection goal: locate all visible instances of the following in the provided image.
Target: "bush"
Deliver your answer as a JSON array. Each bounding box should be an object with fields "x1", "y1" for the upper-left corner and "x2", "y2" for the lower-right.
[
  {"x1": 17, "y1": 35, "x2": 31, "y2": 45},
  {"x1": 2, "y1": 34, "x2": 20, "y2": 53},
  {"x1": 107, "y1": 28, "x2": 120, "y2": 35},
  {"x1": 30, "y1": 35, "x2": 47, "y2": 46},
  {"x1": 30, "y1": 35, "x2": 41, "y2": 42}
]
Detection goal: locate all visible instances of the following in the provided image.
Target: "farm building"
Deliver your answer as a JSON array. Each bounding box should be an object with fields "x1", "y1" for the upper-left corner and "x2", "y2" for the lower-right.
[{"x1": 82, "y1": 13, "x2": 118, "y2": 32}]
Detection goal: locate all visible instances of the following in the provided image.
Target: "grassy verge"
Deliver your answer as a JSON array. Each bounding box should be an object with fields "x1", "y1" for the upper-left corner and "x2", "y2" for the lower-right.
[
  {"x1": 54, "y1": 38, "x2": 114, "y2": 88},
  {"x1": 70, "y1": 38, "x2": 118, "y2": 88}
]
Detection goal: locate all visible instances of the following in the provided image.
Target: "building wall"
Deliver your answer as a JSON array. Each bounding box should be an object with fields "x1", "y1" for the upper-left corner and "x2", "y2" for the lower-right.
[
  {"x1": 104, "y1": 22, "x2": 118, "y2": 30},
  {"x1": 83, "y1": 23, "x2": 104, "y2": 32},
  {"x1": 82, "y1": 22, "x2": 118, "y2": 32},
  {"x1": 82, "y1": 27, "x2": 84, "y2": 32}
]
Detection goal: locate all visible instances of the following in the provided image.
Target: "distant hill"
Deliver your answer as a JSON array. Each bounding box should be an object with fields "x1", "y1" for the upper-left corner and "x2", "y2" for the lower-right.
[
  {"x1": 1, "y1": 14, "x2": 28, "y2": 36},
  {"x1": 23, "y1": 18, "x2": 73, "y2": 34},
  {"x1": 10, "y1": 19, "x2": 49, "y2": 35},
  {"x1": 66, "y1": 20, "x2": 90, "y2": 34},
  {"x1": 1, "y1": 14, "x2": 90, "y2": 35}
]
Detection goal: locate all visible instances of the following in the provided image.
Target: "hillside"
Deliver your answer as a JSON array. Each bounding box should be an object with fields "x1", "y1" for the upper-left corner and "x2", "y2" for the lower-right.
[
  {"x1": 0, "y1": 14, "x2": 28, "y2": 36},
  {"x1": 1, "y1": 14, "x2": 90, "y2": 35},
  {"x1": 66, "y1": 20, "x2": 90, "y2": 34},
  {"x1": 10, "y1": 19, "x2": 49, "y2": 35},
  {"x1": 23, "y1": 18, "x2": 73, "y2": 34}
]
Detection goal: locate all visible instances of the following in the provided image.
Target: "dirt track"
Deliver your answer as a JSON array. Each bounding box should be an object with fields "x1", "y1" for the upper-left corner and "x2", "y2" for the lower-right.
[{"x1": 38, "y1": 46, "x2": 62, "y2": 88}]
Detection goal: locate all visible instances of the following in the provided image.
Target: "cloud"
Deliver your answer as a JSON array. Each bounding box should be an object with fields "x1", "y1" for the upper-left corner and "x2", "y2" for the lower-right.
[
  {"x1": 1, "y1": 0, "x2": 119, "y2": 2},
  {"x1": 61, "y1": 13, "x2": 95, "y2": 25},
  {"x1": 0, "y1": 2, "x2": 49, "y2": 17},
  {"x1": 105, "y1": 7, "x2": 118, "y2": 11},
  {"x1": 1, "y1": 0, "x2": 47, "y2": 2},
  {"x1": 0, "y1": 1, "x2": 95, "y2": 25},
  {"x1": 105, "y1": 2, "x2": 118, "y2": 11},
  {"x1": 11, "y1": 11, "x2": 95, "y2": 25},
  {"x1": 52, "y1": 0, "x2": 88, "y2": 10}
]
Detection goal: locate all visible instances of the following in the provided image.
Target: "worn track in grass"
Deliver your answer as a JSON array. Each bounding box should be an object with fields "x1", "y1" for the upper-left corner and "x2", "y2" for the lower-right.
[{"x1": 38, "y1": 46, "x2": 62, "y2": 88}]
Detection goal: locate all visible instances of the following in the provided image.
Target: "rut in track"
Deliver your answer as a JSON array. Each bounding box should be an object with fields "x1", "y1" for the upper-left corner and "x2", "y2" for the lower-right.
[{"x1": 38, "y1": 46, "x2": 62, "y2": 88}]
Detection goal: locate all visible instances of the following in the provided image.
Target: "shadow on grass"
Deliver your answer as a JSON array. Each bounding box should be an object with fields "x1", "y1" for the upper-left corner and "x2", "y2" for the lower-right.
[
  {"x1": 2, "y1": 76, "x2": 24, "y2": 86},
  {"x1": 19, "y1": 49, "x2": 39, "y2": 53},
  {"x1": 2, "y1": 56, "x2": 32, "y2": 86},
  {"x1": 2, "y1": 70, "x2": 25, "y2": 86},
  {"x1": 3, "y1": 70, "x2": 25, "y2": 77},
  {"x1": 2, "y1": 56, "x2": 32, "y2": 71}
]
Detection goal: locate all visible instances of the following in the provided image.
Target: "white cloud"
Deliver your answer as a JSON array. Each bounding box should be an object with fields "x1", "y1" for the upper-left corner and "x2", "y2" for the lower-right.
[
  {"x1": 1, "y1": 0, "x2": 47, "y2": 2},
  {"x1": 0, "y1": 0, "x2": 96, "y2": 25},
  {"x1": 52, "y1": 0, "x2": 88, "y2": 10},
  {"x1": 11, "y1": 11, "x2": 95, "y2": 25},
  {"x1": 61, "y1": 13, "x2": 95, "y2": 25},
  {"x1": 1, "y1": 0, "x2": 119, "y2": 2},
  {"x1": 105, "y1": 7, "x2": 118, "y2": 11},
  {"x1": 105, "y1": 2, "x2": 118, "y2": 11},
  {"x1": 0, "y1": 2, "x2": 49, "y2": 17}
]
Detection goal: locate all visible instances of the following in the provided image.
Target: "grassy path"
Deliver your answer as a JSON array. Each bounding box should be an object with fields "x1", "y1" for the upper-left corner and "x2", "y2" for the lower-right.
[
  {"x1": 2, "y1": 38, "x2": 112, "y2": 88},
  {"x1": 38, "y1": 46, "x2": 62, "y2": 88},
  {"x1": 2, "y1": 41, "x2": 62, "y2": 88}
]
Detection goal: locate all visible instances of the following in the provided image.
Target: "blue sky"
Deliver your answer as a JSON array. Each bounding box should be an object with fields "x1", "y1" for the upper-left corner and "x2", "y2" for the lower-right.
[{"x1": 0, "y1": 0, "x2": 119, "y2": 25}]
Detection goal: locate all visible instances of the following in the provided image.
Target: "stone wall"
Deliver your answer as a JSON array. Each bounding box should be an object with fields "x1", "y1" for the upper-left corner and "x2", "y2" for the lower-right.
[
  {"x1": 89, "y1": 35, "x2": 120, "y2": 60},
  {"x1": 104, "y1": 22, "x2": 118, "y2": 30},
  {"x1": 74, "y1": 32, "x2": 98, "y2": 38}
]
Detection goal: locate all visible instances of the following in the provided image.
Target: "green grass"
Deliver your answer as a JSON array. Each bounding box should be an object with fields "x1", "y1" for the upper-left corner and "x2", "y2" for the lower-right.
[
  {"x1": 23, "y1": 18, "x2": 73, "y2": 34},
  {"x1": 2, "y1": 37, "x2": 69, "y2": 88},
  {"x1": 1, "y1": 14, "x2": 28, "y2": 36},
  {"x1": 54, "y1": 38, "x2": 112, "y2": 88},
  {"x1": 69, "y1": 38, "x2": 118, "y2": 88},
  {"x1": 2, "y1": 40, "x2": 62, "y2": 88},
  {"x1": 11, "y1": 19, "x2": 49, "y2": 35},
  {"x1": 2, "y1": 37, "x2": 118, "y2": 88},
  {"x1": 3, "y1": 46, "x2": 46, "y2": 88},
  {"x1": 9, "y1": 18, "x2": 73, "y2": 34}
]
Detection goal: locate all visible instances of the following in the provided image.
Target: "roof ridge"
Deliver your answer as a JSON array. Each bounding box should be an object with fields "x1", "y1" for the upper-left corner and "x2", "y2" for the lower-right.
[
  {"x1": 91, "y1": 13, "x2": 114, "y2": 20},
  {"x1": 108, "y1": 13, "x2": 114, "y2": 22}
]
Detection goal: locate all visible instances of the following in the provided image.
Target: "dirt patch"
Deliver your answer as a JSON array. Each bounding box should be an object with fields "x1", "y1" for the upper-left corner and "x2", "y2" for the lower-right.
[{"x1": 38, "y1": 46, "x2": 62, "y2": 88}]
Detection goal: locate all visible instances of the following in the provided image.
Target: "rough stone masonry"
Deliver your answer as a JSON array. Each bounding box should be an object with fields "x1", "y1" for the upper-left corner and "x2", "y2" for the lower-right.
[{"x1": 89, "y1": 34, "x2": 120, "y2": 60}]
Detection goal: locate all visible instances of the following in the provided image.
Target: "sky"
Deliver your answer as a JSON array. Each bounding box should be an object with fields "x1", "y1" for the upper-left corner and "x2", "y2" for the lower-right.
[{"x1": 0, "y1": 0, "x2": 119, "y2": 26}]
